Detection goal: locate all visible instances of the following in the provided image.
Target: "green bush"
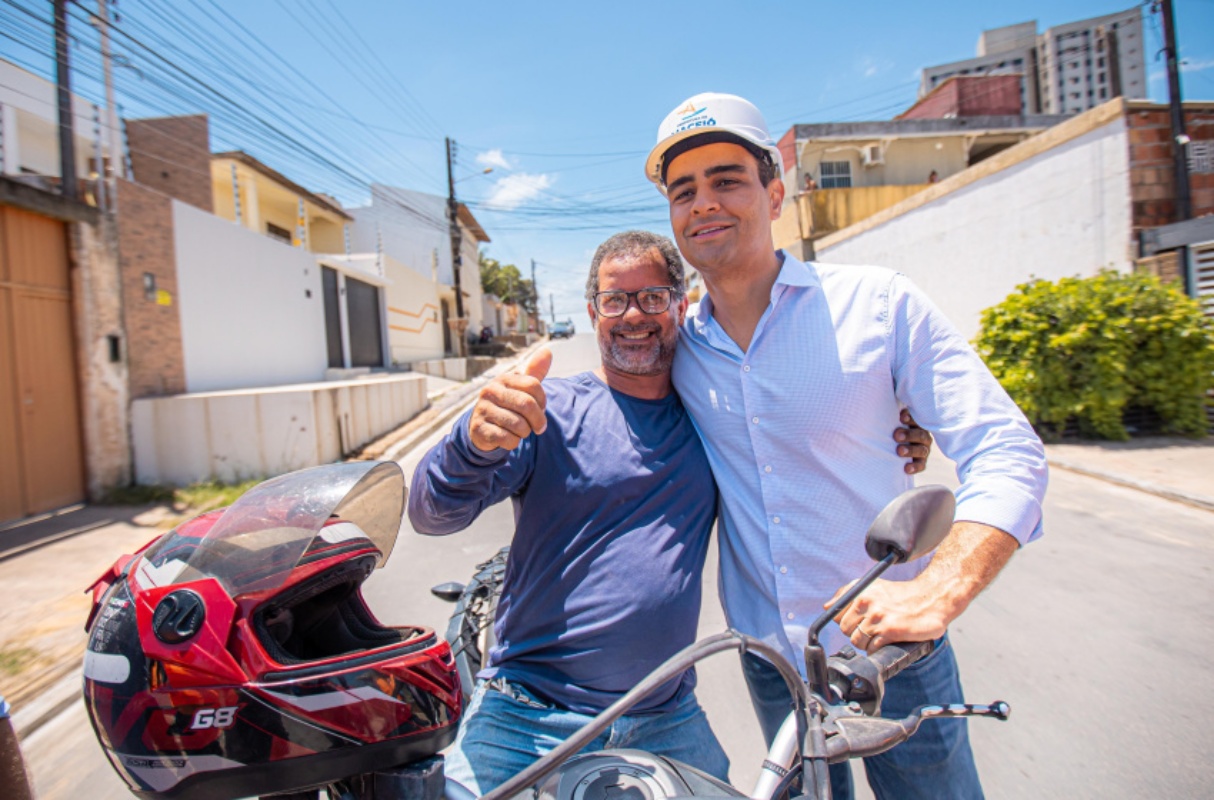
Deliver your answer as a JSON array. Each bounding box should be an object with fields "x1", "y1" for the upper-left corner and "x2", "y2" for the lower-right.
[{"x1": 974, "y1": 270, "x2": 1214, "y2": 441}]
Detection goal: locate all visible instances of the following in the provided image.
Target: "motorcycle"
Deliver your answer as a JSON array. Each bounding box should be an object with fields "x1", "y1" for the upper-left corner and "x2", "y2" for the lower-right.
[
  {"x1": 433, "y1": 483, "x2": 1011, "y2": 800},
  {"x1": 81, "y1": 463, "x2": 1007, "y2": 800}
]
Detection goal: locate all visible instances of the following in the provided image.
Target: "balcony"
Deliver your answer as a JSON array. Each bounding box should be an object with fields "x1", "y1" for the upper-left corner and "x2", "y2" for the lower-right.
[{"x1": 773, "y1": 185, "x2": 931, "y2": 251}]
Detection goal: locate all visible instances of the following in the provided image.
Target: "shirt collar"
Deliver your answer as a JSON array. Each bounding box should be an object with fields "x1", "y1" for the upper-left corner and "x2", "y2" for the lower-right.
[{"x1": 689, "y1": 250, "x2": 820, "y2": 335}]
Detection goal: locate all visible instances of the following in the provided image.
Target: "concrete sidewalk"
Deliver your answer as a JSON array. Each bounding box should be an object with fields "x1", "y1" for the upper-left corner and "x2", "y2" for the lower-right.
[
  {"x1": 1, "y1": 382, "x2": 1209, "y2": 740},
  {"x1": 1044, "y1": 436, "x2": 1214, "y2": 512}
]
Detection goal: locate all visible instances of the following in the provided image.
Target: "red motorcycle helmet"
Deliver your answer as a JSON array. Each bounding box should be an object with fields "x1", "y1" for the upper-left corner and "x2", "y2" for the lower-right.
[{"x1": 83, "y1": 462, "x2": 460, "y2": 800}]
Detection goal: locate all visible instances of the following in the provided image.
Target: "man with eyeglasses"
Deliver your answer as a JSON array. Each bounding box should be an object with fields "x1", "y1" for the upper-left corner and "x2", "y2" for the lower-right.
[{"x1": 409, "y1": 231, "x2": 931, "y2": 793}]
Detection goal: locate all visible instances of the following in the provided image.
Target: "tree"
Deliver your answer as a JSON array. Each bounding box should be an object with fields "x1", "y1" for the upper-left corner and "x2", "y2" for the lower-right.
[
  {"x1": 479, "y1": 251, "x2": 536, "y2": 313},
  {"x1": 975, "y1": 270, "x2": 1214, "y2": 440}
]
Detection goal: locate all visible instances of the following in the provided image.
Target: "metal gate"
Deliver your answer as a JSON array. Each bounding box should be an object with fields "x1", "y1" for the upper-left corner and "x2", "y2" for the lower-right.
[
  {"x1": 0, "y1": 205, "x2": 85, "y2": 523},
  {"x1": 1191, "y1": 241, "x2": 1214, "y2": 319},
  {"x1": 346, "y1": 275, "x2": 383, "y2": 368},
  {"x1": 321, "y1": 266, "x2": 343, "y2": 369}
]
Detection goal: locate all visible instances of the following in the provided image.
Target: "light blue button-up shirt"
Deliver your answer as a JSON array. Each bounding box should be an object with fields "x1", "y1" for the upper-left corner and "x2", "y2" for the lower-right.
[{"x1": 672, "y1": 252, "x2": 1047, "y2": 668}]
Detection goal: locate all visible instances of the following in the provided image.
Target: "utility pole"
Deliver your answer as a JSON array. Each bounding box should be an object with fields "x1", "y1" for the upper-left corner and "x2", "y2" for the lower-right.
[
  {"x1": 1157, "y1": 0, "x2": 1191, "y2": 222},
  {"x1": 530, "y1": 258, "x2": 538, "y2": 329},
  {"x1": 445, "y1": 137, "x2": 466, "y2": 355},
  {"x1": 53, "y1": 0, "x2": 77, "y2": 200},
  {"x1": 98, "y1": 0, "x2": 119, "y2": 205},
  {"x1": 550, "y1": 293, "x2": 555, "y2": 324}
]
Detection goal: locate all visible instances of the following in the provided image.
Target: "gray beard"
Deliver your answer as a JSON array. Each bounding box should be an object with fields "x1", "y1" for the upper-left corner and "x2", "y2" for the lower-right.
[{"x1": 600, "y1": 329, "x2": 677, "y2": 376}]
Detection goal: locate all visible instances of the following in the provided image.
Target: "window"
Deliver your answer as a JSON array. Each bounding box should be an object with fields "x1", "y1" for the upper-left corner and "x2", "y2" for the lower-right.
[
  {"x1": 820, "y1": 161, "x2": 852, "y2": 188},
  {"x1": 1188, "y1": 141, "x2": 1213, "y2": 174},
  {"x1": 266, "y1": 222, "x2": 293, "y2": 244},
  {"x1": 1100, "y1": 88, "x2": 1108, "y2": 99}
]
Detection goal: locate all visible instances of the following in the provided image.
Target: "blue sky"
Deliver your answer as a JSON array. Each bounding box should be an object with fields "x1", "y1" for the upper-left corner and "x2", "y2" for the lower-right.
[{"x1": 2, "y1": 0, "x2": 1212, "y2": 320}]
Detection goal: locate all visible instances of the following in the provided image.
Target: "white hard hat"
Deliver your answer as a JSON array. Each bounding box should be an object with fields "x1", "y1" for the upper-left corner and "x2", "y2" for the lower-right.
[{"x1": 645, "y1": 92, "x2": 784, "y2": 193}]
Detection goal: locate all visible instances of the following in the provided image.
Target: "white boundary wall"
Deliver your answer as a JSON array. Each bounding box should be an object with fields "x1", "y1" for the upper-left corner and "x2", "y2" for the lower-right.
[
  {"x1": 173, "y1": 199, "x2": 329, "y2": 391},
  {"x1": 380, "y1": 254, "x2": 444, "y2": 364},
  {"x1": 816, "y1": 115, "x2": 1133, "y2": 340},
  {"x1": 132, "y1": 374, "x2": 428, "y2": 485}
]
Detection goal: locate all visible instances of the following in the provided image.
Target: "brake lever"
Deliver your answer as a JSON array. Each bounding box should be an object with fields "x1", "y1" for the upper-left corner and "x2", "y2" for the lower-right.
[
  {"x1": 920, "y1": 701, "x2": 1010, "y2": 721},
  {"x1": 823, "y1": 701, "x2": 1010, "y2": 764}
]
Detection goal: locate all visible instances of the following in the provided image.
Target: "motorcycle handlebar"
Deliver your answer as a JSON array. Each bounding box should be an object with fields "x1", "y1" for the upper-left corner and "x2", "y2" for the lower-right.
[
  {"x1": 826, "y1": 639, "x2": 935, "y2": 712},
  {"x1": 870, "y1": 640, "x2": 934, "y2": 682}
]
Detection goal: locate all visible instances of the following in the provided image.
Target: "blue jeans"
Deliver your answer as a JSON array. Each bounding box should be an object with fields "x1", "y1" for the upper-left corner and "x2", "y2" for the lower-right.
[
  {"x1": 444, "y1": 677, "x2": 730, "y2": 794},
  {"x1": 741, "y1": 636, "x2": 983, "y2": 800}
]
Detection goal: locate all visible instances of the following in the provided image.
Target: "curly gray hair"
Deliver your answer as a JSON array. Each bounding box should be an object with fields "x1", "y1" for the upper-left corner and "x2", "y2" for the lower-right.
[{"x1": 584, "y1": 231, "x2": 685, "y2": 301}]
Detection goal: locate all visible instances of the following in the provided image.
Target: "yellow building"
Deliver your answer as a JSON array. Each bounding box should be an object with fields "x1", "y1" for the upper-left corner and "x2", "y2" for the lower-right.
[{"x1": 211, "y1": 151, "x2": 351, "y2": 253}]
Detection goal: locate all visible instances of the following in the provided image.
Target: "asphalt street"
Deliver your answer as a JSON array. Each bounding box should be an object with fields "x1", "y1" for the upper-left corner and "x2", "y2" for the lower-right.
[{"x1": 23, "y1": 332, "x2": 1214, "y2": 799}]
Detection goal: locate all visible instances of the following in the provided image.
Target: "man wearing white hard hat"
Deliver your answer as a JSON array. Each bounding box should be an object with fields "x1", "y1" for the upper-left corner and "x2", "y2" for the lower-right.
[{"x1": 648, "y1": 92, "x2": 1049, "y2": 799}]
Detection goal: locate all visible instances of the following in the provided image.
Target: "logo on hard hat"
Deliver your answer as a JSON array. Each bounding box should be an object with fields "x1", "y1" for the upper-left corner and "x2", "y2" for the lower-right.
[{"x1": 674, "y1": 103, "x2": 717, "y2": 133}]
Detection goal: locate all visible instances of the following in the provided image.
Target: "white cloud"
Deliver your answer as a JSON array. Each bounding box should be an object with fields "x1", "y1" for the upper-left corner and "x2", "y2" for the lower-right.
[
  {"x1": 859, "y1": 56, "x2": 893, "y2": 79},
  {"x1": 485, "y1": 173, "x2": 553, "y2": 210},
  {"x1": 476, "y1": 149, "x2": 512, "y2": 171},
  {"x1": 1151, "y1": 57, "x2": 1214, "y2": 85}
]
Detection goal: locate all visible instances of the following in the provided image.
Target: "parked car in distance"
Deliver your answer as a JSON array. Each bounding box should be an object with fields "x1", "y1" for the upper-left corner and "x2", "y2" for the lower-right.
[{"x1": 549, "y1": 320, "x2": 574, "y2": 339}]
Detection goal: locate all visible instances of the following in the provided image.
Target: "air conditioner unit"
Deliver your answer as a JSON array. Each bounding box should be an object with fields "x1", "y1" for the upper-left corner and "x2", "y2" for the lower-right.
[{"x1": 861, "y1": 144, "x2": 884, "y2": 166}]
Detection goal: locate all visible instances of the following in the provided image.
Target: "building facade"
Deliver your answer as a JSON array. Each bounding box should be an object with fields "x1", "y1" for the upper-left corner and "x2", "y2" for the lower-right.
[
  {"x1": 773, "y1": 111, "x2": 1068, "y2": 255},
  {"x1": 808, "y1": 99, "x2": 1214, "y2": 339},
  {"x1": 920, "y1": 7, "x2": 1146, "y2": 115}
]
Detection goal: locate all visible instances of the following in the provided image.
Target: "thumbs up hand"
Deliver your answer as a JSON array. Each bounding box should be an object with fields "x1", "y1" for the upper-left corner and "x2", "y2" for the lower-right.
[{"x1": 468, "y1": 347, "x2": 553, "y2": 452}]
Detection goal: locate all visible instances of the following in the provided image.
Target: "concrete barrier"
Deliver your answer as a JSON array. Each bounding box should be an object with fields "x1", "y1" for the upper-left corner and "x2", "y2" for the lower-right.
[
  {"x1": 131, "y1": 374, "x2": 429, "y2": 486},
  {"x1": 411, "y1": 357, "x2": 496, "y2": 382}
]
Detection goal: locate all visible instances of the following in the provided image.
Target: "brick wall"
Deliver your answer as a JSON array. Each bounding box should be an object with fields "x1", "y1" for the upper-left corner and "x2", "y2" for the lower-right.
[
  {"x1": 957, "y1": 75, "x2": 1022, "y2": 116},
  {"x1": 1127, "y1": 106, "x2": 1214, "y2": 232},
  {"x1": 1134, "y1": 251, "x2": 1183, "y2": 285},
  {"x1": 899, "y1": 76, "x2": 1021, "y2": 120},
  {"x1": 126, "y1": 115, "x2": 213, "y2": 214},
  {"x1": 115, "y1": 179, "x2": 186, "y2": 397}
]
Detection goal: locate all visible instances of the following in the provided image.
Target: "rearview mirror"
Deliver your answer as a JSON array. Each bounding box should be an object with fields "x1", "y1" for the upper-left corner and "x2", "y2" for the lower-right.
[
  {"x1": 864, "y1": 485, "x2": 955, "y2": 564},
  {"x1": 430, "y1": 581, "x2": 465, "y2": 603}
]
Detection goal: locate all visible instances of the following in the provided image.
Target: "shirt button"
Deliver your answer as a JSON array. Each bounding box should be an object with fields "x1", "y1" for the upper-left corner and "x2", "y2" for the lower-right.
[
  {"x1": 751, "y1": 416, "x2": 759, "y2": 424},
  {"x1": 773, "y1": 516, "x2": 781, "y2": 524},
  {"x1": 764, "y1": 465, "x2": 772, "y2": 473},
  {"x1": 780, "y1": 565, "x2": 788, "y2": 574},
  {"x1": 786, "y1": 612, "x2": 795, "y2": 620},
  {"x1": 743, "y1": 365, "x2": 751, "y2": 372}
]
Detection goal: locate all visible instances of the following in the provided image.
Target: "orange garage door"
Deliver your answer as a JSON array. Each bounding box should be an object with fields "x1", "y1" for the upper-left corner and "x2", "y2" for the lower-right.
[{"x1": 0, "y1": 204, "x2": 85, "y2": 523}]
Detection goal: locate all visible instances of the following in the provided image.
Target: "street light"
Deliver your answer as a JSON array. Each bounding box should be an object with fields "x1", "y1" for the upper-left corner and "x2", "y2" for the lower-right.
[{"x1": 455, "y1": 167, "x2": 493, "y2": 183}]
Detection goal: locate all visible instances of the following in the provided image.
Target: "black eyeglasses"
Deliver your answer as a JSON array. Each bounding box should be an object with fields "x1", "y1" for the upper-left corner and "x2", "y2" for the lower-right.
[{"x1": 592, "y1": 286, "x2": 679, "y2": 318}]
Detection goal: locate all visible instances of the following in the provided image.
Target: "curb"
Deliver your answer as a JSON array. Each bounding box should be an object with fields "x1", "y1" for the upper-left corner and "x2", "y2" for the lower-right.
[
  {"x1": 1047, "y1": 457, "x2": 1214, "y2": 512},
  {"x1": 11, "y1": 667, "x2": 81, "y2": 741}
]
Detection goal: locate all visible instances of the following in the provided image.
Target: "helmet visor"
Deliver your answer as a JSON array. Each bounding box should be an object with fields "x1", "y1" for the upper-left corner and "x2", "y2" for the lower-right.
[{"x1": 138, "y1": 462, "x2": 404, "y2": 596}]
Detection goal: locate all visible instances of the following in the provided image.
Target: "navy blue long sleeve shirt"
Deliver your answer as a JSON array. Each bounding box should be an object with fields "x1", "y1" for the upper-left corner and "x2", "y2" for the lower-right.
[{"x1": 408, "y1": 371, "x2": 717, "y2": 714}]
